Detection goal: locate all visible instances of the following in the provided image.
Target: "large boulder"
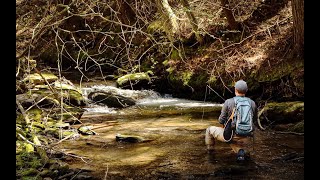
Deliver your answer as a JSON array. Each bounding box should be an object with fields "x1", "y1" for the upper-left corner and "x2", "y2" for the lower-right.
[
  {"x1": 116, "y1": 71, "x2": 153, "y2": 89},
  {"x1": 16, "y1": 93, "x2": 60, "y2": 110},
  {"x1": 22, "y1": 73, "x2": 58, "y2": 85},
  {"x1": 259, "y1": 101, "x2": 304, "y2": 124},
  {"x1": 34, "y1": 80, "x2": 87, "y2": 107},
  {"x1": 88, "y1": 91, "x2": 136, "y2": 108}
]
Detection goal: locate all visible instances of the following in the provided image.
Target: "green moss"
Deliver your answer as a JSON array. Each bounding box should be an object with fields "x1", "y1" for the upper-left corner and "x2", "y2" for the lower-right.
[
  {"x1": 16, "y1": 141, "x2": 24, "y2": 154},
  {"x1": 20, "y1": 168, "x2": 39, "y2": 176},
  {"x1": 26, "y1": 108, "x2": 42, "y2": 122},
  {"x1": 288, "y1": 121, "x2": 304, "y2": 133},
  {"x1": 116, "y1": 72, "x2": 151, "y2": 86},
  {"x1": 25, "y1": 143, "x2": 34, "y2": 153},
  {"x1": 147, "y1": 20, "x2": 167, "y2": 34},
  {"x1": 17, "y1": 113, "x2": 26, "y2": 125},
  {"x1": 170, "y1": 50, "x2": 180, "y2": 60},
  {"x1": 166, "y1": 67, "x2": 176, "y2": 74},
  {"x1": 16, "y1": 151, "x2": 43, "y2": 169},
  {"x1": 54, "y1": 122, "x2": 70, "y2": 128},
  {"x1": 54, "y1": 81, "x2": 82, "y2": 93},
  {"x1": 63, "y1": 89, "x2": 86, "y2": 106},
  {"x1": 265, "y1": 101, "x2": 304, "y2": 113},
  {"x1": 21, "y1": 176, "x2": 41, "y2": 180},
  {"x1": 23, "y1": 73, "x2": 58, "y2": 85},
  {"x1": 29, "y1": 157, "x2": 42, "y2": 169},
  {"x1": 52, "y1": 112, "x2": 73, "y2": 121},
  {"x1": 162, "y1": 60, "x2": 169, "y2": 66},
  {"x1": 262, "y1": 101, "x2": 304, "y2": 123},
  {"x1": 39, "y1": 169, "x2": 50, "y2": 177},
  {"x1": 190, "y1": 72, "x2": 208, "y2": 86},
  {"x1": 207, "y1": 75, "x2": 217, "y2": 84},
  {"x1": 32, "y1": 122, "x2": 45, "y2": 129},
  {"x1": 44, "y1": 128, "x2": 58, "y2": 137},
  {"x1": 181, "y1": 71, "x2": 193, "y2": 86},
  {"x1": 62, "y1": 130, "x2": 77, "y2": 138},
  {"x1": 255, "y1": 60, "x2": 304, "y2": 82}
]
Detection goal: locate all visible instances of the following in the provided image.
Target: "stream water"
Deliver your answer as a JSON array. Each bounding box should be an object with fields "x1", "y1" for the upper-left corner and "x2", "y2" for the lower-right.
[{"x1": 56, "y1": 83, "x2": 304, "y2": 179}]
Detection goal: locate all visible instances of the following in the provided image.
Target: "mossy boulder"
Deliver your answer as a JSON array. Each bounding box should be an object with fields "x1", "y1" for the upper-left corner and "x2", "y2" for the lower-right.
[
  {"x1": 34, "y1": 81, "x2": 87, "y2": 107},
  {"x1": 17, "y1": 93, "x2": 60, "y2": 110},
  {"x1": 288, "y1": 121, "x2": 304, "y2": 133},
  {"x1": 116, "y1": 71, "x2": 153, "y2": 89},
  {"x1": 63, "y1": 89, "x2": 87, "y2": 107},
  {"x1": 23, "y1": 73, "x2": 58, "y2": 85},
  {"x1": 49, "y1": 106, "x2": 84, "y2": 122},
  {"x1": 259, "y1": 101, "x2": 304, "y2": 124}
]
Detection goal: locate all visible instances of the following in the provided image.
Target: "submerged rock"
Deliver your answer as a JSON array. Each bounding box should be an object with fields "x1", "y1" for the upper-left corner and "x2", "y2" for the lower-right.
[
  {"x1": 115, "y1": 133, "x2": 152, "y2": 143},
  {"x1": 78, "y1": 126, "x2": 97, "y2": 135}
]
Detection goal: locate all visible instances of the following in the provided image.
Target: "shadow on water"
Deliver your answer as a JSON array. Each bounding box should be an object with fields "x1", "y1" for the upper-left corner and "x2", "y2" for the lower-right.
[{"x1": 57, "y1": 85, "x2": 304, "y2": 179}]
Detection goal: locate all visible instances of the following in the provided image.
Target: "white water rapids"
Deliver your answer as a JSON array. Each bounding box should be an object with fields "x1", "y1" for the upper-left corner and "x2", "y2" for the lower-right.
[{"x1": 80, "y1": 84, "x2": 223, "y2": 115}]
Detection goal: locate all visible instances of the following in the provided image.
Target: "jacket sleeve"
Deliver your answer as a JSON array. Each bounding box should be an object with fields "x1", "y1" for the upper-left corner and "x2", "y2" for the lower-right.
[{"x1": 218, "y1": 99, "x2": 232, "y2": 124}]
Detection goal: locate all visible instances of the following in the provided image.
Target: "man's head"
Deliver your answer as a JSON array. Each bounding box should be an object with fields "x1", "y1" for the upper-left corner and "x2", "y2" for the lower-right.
[{"x1": 234, "y1": 80, "x2": 248, "y2": 95}]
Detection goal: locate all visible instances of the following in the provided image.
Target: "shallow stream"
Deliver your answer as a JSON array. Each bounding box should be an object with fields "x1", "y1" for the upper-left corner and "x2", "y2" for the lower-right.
[{"x1": 57, "y1": 84, "x2": 304, "y2": 179}]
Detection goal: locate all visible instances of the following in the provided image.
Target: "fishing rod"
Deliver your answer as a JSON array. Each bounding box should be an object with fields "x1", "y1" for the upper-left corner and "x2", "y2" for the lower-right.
[{"x1": 206, "y1": 85, "x2": 226, "y2": 102}]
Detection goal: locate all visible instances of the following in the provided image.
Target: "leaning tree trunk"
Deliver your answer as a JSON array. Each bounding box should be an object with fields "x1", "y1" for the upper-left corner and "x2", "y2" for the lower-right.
[
  {"x1": 180, "y1": 0, "x2": 203, "y2": 43},
  {"x1": 161, "y1": 0, "x2": 179, "y2": 34},
  {"x1": 220, "y1": 0, "x2": 239, "y2": 30},
  {"x1": 292, "y1": 0, "x2": 304, "y2": 56}
]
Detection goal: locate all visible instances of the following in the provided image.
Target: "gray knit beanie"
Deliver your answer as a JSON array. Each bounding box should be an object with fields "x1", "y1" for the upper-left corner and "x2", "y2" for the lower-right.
[{"x1": 235, "y1": 80, "x2": 248, "y2": 93}]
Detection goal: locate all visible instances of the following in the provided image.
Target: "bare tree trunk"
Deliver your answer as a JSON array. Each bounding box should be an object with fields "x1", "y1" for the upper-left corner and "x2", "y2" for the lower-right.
[
  {"x1": 292, "y1": 0, "x2": 304, "y2": 56},
  {"x1": 180, "y1": 0, "x2": 203, "y2": 43},
  {"x1": 160, "y1": 0, "x2": 179, "y2": 35},
  {"x1": 220, "y1": 0, "x2": 239, "y2": 30}
]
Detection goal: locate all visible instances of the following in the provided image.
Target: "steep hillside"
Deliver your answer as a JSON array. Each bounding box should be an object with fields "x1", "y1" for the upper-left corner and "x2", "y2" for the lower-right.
[
  {"x1": 161, "y1": 0, "x2": 303, "y2": 103},
  {"x1": 16, "y1": 0, "x2": 303, "y2": 103}
]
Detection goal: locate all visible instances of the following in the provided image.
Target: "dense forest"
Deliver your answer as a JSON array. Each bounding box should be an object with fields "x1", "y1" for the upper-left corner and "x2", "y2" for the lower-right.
[{"x1": 16, "y1": 0, "x2": 304, "y2": 179}]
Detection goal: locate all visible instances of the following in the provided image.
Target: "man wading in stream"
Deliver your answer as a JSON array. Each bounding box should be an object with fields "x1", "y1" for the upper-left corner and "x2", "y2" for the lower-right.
[{"x1": 205, "y1": 80, "x2": 258, "y2": 162}]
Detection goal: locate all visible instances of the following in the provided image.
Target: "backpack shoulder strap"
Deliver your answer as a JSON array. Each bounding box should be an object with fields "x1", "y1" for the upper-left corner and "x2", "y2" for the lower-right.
[
  {"x1": 233, "y1": 96, "x2": 242, "y2": 105},
  {"x1": 228, "y1": 106, "x2": 236, "y2": 121}
]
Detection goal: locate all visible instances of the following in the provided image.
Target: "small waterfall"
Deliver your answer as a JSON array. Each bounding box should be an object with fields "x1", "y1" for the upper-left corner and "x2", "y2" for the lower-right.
[
  {"x1": 82, "y1": 84, "x2": 162, "y2": 101},
  {"x1": 80, "y1": 84, "x2": 222, "y2": 114}
]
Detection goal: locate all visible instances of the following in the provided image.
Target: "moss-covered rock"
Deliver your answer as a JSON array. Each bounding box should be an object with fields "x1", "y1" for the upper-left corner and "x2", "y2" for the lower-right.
[
  {"x1": 147, "y1": 20, "x2": 167, "y2": 34},
  {"x1": 259, "y1": 101, "x2": 304, "y2": 124},
  {"x1": 116, "y1": 71, "x2": 152, "y2": 88},
  {"x1": 28, "y1": 88, "x2": 86, "y2": 108},
  {"x1": 16, "y1": 151, "x2": 43, "y2": 170},
  {"x1": 63, "y1": 89, "x2": 87, "y2": 107},
  {"x1": 23, "y1": 73, "x2": 58, "y2": 85},
  {"x1": 20, "y1": 168, "x2": 40, "y2": 176},
  {"x1": 26, "y1": 108, "x2": 43, "y2": 122},
  {"x1": 25, "y1": 143, "x2": 35, "y2": 153},
  {"x1": 288, "y1": 121, "x2": 304, "y2": 133},
  {"x1": 48, "y1": 106, "x2": 84, "y2": 122},
  {"x1": 17, "y1": 92, "x2": 60, "y2": 109}
]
